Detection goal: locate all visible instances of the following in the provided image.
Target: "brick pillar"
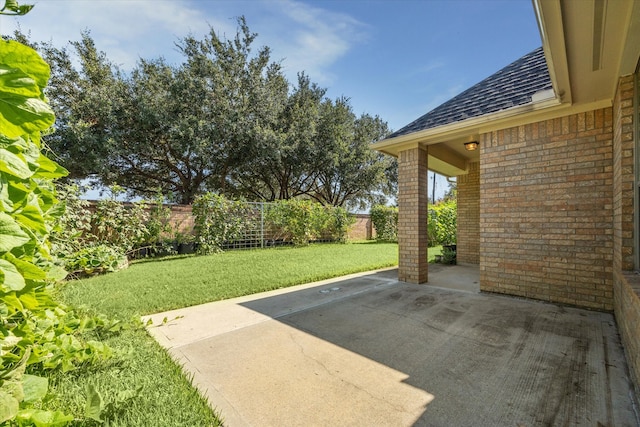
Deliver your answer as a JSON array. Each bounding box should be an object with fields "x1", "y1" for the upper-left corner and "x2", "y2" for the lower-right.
[
  {"x1": 457, "y1": 161, "x2": 480, "y2": 264},
  {"x1": 398, "y1": 146, "x2": 429, "y2": 283}
]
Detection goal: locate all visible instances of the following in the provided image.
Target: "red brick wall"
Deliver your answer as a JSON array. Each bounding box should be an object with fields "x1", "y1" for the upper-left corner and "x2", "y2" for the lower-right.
[
  {"x1": 457, "y1": 161, "x2": 480, "y2": 264},
  {"x1": 480, "y1": 108, "x2": 614, "y2": 310}
]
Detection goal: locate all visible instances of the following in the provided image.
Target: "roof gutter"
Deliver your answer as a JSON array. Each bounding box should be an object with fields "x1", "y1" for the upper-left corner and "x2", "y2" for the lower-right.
[
  {"x1": 532, "y1": 0, "x2": 572, "y2": 104},
  {"x1": 372, "y1": 96, "x2": 574, "y2": 156}
]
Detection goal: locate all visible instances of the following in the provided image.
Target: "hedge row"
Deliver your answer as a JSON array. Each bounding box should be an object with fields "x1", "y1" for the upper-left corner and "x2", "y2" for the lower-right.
[
  {"x1": 192, "y1": 194, "x2": 355, "y2": 254},
  {"x1": 370, "y1": 199, "x2": 457, "y2": 246}
]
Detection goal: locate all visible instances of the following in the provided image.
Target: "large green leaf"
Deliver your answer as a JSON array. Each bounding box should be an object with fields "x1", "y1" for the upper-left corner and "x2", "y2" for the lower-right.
[
  {"x1": 0, "y1": 65, "x2": 41, "y2": 98},
  {"x1": 0, "y1": 40, "x2": 50, "y2": 89},
  {"x1": 0, "y1": 0, "x2": 34, "y2": 16},
  {"x1": 33, "y1": 153, "x2": 68, "y2": 179},
  {"x1": 0, "y1": 95, "x2": 54, "y2": 138},
  {"x1": 3, "y1": 252, "x2": 46, "y2": 280},
  {"x1": 0, "y1": 211, "x2": 29, "y2": 252},
  {"x1": 0, "y1": 145, "x2": 31, "y2": 178},
  {"x1": 84, "y1": 384, "x2": 104, "y2": 422},
  {"x1": 14, "y1": 201, "x2": 46, "y2": 235},
  {"x1": 0, "y1": 258, "x2": 25, "y2": 291},
  {"x1": 16, "y1": 409, "x2": 74, "y2": 426},
  {"x1": 21, "y1": 374, "x2": 48, "y2": 403},
  {"x1": 0, "y1": 390, "x2": 19, "y2": 424}
]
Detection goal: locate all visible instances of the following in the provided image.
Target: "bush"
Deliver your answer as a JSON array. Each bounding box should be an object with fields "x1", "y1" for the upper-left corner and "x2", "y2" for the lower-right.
[
  {"x1": 324, "y1": 205, "x2": 355, "y2": 242},
  {"x1": 428, "y1": 199, "x2": 457, "y2": 246},
  {"x1": 63, "y1": 244, "x2": 128, "y2": 278},
  {"x1": 192, "y1": 193, "x2": 256, "y2": 254},
  {"x1": 264, "y1": 199, "x2": 354, "y2": 246},
  {"x1": 370, "y1": 205, "x2": 398, "y2": 241},
  {"x1": 90, "y1": 185, "x2": 150, "y2": 253},
  {"x1": 51, "y1": 184, "x2": 156, "y2": 270}
]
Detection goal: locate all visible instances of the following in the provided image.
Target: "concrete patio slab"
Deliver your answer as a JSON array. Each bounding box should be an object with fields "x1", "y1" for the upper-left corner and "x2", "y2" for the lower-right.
[{"x1": 144, "y1": 267, "x2": 640, "y2": 426}]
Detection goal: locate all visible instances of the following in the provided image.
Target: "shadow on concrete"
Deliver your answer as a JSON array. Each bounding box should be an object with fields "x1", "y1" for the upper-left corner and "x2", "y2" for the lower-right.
[
  {"x1": 239, "y1": 268, "x2": 638, "y2": 426},
  {"x1": 146, "y1": 267, "x2": 640, "y2": 426}
]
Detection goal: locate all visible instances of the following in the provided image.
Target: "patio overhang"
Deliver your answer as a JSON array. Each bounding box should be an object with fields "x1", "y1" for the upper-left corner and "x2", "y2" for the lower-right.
[
  {"x1": 534, "y1": 0, "x2": 640, "y2": 105},
  {"x1": 373, "y1": 0, "x2": 640, "y2": 177}
]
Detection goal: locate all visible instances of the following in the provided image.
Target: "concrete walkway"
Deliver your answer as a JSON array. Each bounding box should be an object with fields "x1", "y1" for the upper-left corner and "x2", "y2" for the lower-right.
[{"x1": 144, "y1": 266, "x2": 639, "y2": 426}]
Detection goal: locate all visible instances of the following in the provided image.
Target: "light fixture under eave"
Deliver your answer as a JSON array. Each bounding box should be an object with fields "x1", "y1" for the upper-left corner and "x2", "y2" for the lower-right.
[{"x1": 464, "y1": 141, "x2": 479, "y2": 151}]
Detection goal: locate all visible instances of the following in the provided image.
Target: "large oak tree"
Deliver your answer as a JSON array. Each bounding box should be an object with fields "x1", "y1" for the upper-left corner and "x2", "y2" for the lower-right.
[{"x1": 12, "y1": 18, "x2": 397, "y2": 207}]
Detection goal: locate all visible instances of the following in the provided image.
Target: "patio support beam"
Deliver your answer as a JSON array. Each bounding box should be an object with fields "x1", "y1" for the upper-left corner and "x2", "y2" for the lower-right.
[{"x1": 398, "y1": 145, "x2": 429, "y2": 283}]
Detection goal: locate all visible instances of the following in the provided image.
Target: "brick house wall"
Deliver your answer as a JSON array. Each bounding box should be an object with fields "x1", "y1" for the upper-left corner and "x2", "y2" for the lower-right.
[
  {"x1": 612, "y1": 74, "x2": 640, "y2": 389},
  {"x1": 480, "y1": 108, "x2": 614, "y2": 310},
  {"x1": 613, "y1": 74, "x2": 636, "y2": 273},
  {"x1": 456, "y1": 161, "x2": 480, "y2": 264}
]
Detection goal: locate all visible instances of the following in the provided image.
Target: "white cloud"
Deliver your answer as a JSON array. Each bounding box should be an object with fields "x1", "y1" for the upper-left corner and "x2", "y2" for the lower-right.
[
  {"x1": 0, "y1": 0, "x2": 368, "y2": 84},
  {"x1": 0, "y1": 0, "x2": 220, "y2": 68},
  {"x1": 267, "y1": 0, "x2": 369, "y2": 84}
]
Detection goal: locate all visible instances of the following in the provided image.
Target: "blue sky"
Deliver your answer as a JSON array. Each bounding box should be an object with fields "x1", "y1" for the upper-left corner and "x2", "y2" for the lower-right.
[{"x1": 0, "y1": 0, "x2": 542, "y2": 200}]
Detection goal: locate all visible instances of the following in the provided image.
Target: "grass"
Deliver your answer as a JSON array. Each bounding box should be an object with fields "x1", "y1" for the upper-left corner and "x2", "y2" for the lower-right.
[
  {"x1": 428, "y1": 245, "x2": 442, "y2": 262},
  {"x1": 52, "y1": 241, "x2": 399, "y2": 426},
  {"x1": 61, "y1": 241, "x2": 400, "y2": 319}
]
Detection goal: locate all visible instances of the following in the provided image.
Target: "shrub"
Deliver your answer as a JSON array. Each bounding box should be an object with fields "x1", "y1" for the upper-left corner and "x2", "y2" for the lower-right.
[
  {"x1": 370, "y1": 205, "x2": 398, "y2": 241},
  {"x1": 192, "y1": 193, "x2": 256, "y2": 254},
  {"x1": 264, "y1": 199, "x2": 353, "y2": 246},
  {"x1": 90, "y1": 185, "x2": 150, "y2": 253},
  {"x1": 51, "y1": 183, "x2": 157, "y2": 266},
  {"x1": 428, "y1": 199, "x2": 457, "y2": 246},
  {"x1": 324, "y1": 205, "x2": 355, "y2": 242},
  {"x1": 63, "y1": 244, "x2": 128, "y2": 278},
  {"x1": 49, "y1": 183, "x2": 92, "y2": 257},
  {"x1": 265, "y1": 200, "x2": 315, "y2": 246}
]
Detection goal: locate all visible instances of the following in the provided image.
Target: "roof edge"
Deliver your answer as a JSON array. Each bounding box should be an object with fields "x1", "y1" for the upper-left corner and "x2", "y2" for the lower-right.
[
  {"x1": 373, "y1": 97, "x2": 612, "y2": 157},
  {"x1": 532, "y1": 0, "x2": 572, "y2": 104}
]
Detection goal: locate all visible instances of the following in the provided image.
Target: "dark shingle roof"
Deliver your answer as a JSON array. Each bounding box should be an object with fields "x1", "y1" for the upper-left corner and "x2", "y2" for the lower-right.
[{"x1": 389, "y1": 47, "x2": 552, "y2": 138}]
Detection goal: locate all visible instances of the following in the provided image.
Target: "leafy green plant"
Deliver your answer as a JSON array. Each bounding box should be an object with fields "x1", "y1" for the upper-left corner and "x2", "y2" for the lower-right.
[
  {"x1": 146, "y1": 192, "x2": 173, "y2": 241},
  {"x1": 265, "y1": 199, "x2": 316, "y2": 246},
  {"x1": 49, "y1": 183, "x2": 92, "y2": 258},
  {"x1": 63, "y1": 244, "x2": 128, "y2": 278},
  {"x1": 90, "y1": 185, "x2": 150, "y2": 254},
  {"x1": 192, "y1": 193, "x2": 256, "y2": 254},
  {"x1": 0, "y1": 23, "x2": 118, "y2": 426},
  {"x1": 264, "y1": 199, "x2": 351, "y2": 246},
  {"x1": 370, "y1": 205, "x2": 398, "y2": 241},
  {"x1": 323, "y1": 205, "x2": 355, "y2": 242},
  {"x1": 428, "y1": 199, "x2": 457, "y2": 246},
  {"x1": 441, "y1": 246, "x2": 457, "y2": 264}
]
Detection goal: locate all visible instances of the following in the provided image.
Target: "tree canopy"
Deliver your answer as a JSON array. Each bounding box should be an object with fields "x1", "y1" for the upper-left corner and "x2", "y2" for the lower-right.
[{"x1": 10, "y1": 18, "x2": 397, "y2": 208}]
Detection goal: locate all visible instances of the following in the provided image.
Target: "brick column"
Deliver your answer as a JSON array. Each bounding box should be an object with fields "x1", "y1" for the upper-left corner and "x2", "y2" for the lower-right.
[
  {"x1": 398, "y1": 146, "x2": 429, "y2": 283},
  {"x1": 457, "y1": 161, "x2": 480, "y2": 264}
]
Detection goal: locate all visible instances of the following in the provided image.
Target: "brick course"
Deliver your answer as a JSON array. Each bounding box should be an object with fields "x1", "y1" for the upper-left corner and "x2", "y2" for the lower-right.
[
  {"x1": 479, "y1": 108, "x2": 614, "y2": 310},
  {"x1": 457, "y1": 161, "x2": 480, "y2": 264}
]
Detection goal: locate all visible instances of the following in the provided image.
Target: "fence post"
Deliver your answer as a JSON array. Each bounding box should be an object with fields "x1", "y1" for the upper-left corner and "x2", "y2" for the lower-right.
[{"x1": 260, "y1": 202, "x2": 264, "y2": 249}]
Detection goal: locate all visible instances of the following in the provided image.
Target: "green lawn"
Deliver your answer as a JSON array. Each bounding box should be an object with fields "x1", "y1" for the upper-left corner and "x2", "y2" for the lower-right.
[
  {"x1": 52, "y1": 241, "x2": 400, "y2": 426},
  {"x1": 61, "y1": 241, "x2": 400, "y2": 319}
]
